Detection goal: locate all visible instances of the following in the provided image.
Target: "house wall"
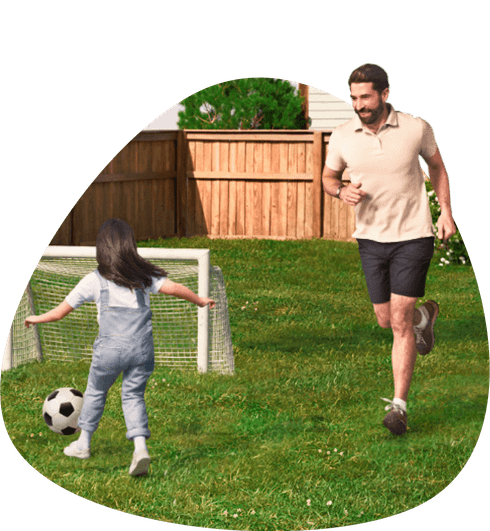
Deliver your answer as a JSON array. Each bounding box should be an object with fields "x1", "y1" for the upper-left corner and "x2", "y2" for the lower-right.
[{"x1": 308, "y1": 86, "x2": 355, "y2": 130}]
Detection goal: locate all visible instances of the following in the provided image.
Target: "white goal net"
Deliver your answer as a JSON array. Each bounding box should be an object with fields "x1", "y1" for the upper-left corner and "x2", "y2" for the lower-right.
[{"x1": 4, "y1": 246, "x2": 234, "y2": 374}]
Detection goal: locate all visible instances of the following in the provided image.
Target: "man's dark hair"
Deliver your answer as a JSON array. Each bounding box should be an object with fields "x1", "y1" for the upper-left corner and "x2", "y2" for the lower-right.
[{"x1": 348, "y1": 64, "x2": 389, "y2": 94}]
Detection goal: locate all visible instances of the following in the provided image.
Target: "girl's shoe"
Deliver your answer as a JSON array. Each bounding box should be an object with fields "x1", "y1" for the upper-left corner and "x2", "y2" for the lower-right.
[
  {"x1": 129, "y1": 449, "x2": 151, "y2": 476},
  {"x1": 64, "y1": 441, "x2": 91, "y2": 459}
]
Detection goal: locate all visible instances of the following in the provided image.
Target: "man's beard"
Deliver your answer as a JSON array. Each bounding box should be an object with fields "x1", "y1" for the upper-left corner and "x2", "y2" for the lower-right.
[{"x1": 356, "y1": 98, "x2": 385, "y2": 125}]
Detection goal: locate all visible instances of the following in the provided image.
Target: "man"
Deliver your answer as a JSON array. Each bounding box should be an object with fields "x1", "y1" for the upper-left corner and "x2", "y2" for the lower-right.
[{"x1": 323, "y1": 64, "x2": 456, "y2": 435}]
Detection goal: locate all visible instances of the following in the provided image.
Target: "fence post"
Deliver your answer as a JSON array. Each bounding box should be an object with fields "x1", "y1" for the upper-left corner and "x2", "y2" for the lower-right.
[
  {"x1": 312, "y1": 131, "x2": 324, "y2": 238},
  {"x1": 176, "y1": 130, "x2": 187, "y2": 238}
]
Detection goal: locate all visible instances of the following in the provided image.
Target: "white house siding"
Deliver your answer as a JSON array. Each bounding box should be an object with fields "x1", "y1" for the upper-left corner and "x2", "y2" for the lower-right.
[{"x1": 308, "y1": 86, "x2": 355, "y2": 130}]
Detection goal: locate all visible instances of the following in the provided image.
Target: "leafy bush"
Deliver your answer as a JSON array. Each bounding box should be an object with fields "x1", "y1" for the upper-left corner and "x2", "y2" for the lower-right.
[
  {"x1": 425, "y1": 180, "x2": 470, "y2": 266},
  {"x1": 178, "y1": 78, "x2": 309, "y2": 130}
]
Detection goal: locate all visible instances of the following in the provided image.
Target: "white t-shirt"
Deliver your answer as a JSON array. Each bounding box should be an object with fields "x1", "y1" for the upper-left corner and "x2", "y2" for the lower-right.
[
  {"x1": 325, "y1": 105, "x2": 438, "y2": 242},
  {"x1": 65, "y1": 271, "x2": 167, "y2": 319}
]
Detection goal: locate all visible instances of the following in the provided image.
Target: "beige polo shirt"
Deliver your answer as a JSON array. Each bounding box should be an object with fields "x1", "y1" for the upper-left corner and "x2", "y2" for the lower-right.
[{"x1": 325, "y1": 105, "x2": 437, "y2": 242}]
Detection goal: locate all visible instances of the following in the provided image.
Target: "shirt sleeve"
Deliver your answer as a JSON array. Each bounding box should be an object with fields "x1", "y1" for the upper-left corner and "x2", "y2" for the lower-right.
[
  {"x1": 419, "y1": 119, "x2": 438, "y2": 160},
  {"x1": 65, "y1": 272, "x2": 97, "y2": 309},
  {"x1": 325, "y1": 129, "x2": 347, "y2": 172},
  {"x1": 150, "y1": 275, "x2": 167, "y2": 294}
]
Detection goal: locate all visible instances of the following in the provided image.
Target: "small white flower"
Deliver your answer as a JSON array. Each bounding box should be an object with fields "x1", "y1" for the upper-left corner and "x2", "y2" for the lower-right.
[{"x1": 327, "y1": 500, "x2": 333, "y2": 506}]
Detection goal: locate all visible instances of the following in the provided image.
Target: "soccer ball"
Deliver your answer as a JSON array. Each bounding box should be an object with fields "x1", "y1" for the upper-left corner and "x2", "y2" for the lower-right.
[{"x1": 42, "y1": 387, "x2": 84, "y2": 435}]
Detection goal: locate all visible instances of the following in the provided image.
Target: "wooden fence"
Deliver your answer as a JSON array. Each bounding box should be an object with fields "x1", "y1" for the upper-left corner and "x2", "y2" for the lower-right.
[{"x1": 51, "y1": 130, "x2": 355, "y2": 245}]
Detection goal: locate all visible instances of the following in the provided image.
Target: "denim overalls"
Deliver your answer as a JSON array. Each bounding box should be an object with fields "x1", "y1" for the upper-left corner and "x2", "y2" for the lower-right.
[{"x1": 78, "y1": 270, "x2": 155, "y2": 440}]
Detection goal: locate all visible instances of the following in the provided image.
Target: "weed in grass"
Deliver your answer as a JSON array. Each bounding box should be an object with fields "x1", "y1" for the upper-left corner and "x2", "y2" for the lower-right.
[{"x1": 2, "y1": 238, "x2": 488, "y2": 530}]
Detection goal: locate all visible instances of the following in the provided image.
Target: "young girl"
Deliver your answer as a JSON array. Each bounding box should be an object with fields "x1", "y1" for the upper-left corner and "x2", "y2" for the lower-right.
[{"x1": 25, "y1": 218, "x2": 215, "y2": 476}]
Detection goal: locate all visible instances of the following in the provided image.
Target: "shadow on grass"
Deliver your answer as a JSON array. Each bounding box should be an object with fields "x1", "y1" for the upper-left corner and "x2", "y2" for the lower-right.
[
  {"x1": 236, "y1": 311, "x2": 488, "y2": 357},
  {"x1": 411, "y1": 392, "x2": 488, "y2": 435}
]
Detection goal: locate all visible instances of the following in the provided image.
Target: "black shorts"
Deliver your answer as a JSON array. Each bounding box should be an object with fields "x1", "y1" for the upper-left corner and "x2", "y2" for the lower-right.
[{"x1": 357, "y1": 237, "x2": 435, "y2": 305}]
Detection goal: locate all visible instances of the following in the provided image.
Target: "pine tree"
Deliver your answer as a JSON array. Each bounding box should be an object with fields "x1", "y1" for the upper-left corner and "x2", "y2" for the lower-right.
[{"x1": 178, "y1": 78, "x2": 309, "y2": 130}]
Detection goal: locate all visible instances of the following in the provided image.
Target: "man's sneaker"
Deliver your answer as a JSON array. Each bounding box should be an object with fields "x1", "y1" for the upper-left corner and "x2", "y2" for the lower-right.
[
  {"x1": 129, "y1": 449, "x2": 151, "y2": 477},
  {"x1": 414, "y1": 300, "x2": 439, "y2": 355},
  {"x1": 381, "y1": 398, "x2": 407, "y2": 435},
  {"x1": 64, "y1": 441, "x2": 91, "y2": 459}
]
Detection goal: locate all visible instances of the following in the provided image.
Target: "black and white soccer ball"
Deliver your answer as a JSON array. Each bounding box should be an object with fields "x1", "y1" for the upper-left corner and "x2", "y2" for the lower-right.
[{"x1": 42, "y1": 387, "x2": 84, "y2": 435}]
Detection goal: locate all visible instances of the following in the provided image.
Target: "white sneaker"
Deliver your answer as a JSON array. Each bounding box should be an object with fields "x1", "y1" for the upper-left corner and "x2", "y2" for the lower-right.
[
  {"x1": 129, "y1": 449, "x2": 151, "y2": 476},
  {"x1": 63, "y1": 441, "x2": 90, "y2": 459}
]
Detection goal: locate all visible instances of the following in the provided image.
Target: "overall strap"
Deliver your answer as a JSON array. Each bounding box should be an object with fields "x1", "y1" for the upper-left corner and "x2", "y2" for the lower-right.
[
  {"x1": 94, "y1": 269, "x2": 110, "y2": 307},
  {"x1": 95, "y1": 269, "x2": 147, "y2": 309},
  {"x1": 135, "y1": 287, "x2": 147, "y2": 308}
]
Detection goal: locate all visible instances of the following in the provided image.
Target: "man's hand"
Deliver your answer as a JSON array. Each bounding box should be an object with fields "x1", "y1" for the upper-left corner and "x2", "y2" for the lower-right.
[
  {"x1": 436, "y1": 211, "x2": 457, "y2": 242},
  {"x1": 340, "y1": 182, "x2": 368, "y2": 206}
]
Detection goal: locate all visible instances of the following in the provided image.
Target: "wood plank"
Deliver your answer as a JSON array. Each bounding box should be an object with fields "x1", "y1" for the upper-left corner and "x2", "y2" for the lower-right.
[
  {"x1": 287, "y1": 181, "x2": 297, "y2": 238},
  {"x1": 236, "y1": 180, "x2": 245, "y2": 235},
  {"x1": 210, "y1": 179, "x2": 221, "y2": 235},
  {"x1": 176, "y1": 130, "x2": 186, "y2": 237},
  {"x1": 95, "y1": 171, "x2": 177, "y2": 183},
  {"x1": 186, "y1": 171, "x2": 312, "y2": 181},
  {"x1": 185, "y1": 132, "x2": 315, "y2": 142},
  {"x1": 228, "y1": 180, "x2": 237, "y2": 235},
  {"x1": 312, "y1": 131, "x2": 323, "y2": 238},
  {"x1": 245, "y1": 179, "x2": 254, "y2": 236},
  {"x1": 195, "y1": 179, "x2": 211, "y2": 235},
  {"x1": 305, "y1": 181, "x2": 314, "y2": 238},
  {"x1": 133, "y1": 132, "x2": 179, "y2": 142},
  {"x1": 219, "y1": 180, "x2": 229, "y2": 236},
  {"x1": 252, "y1": 181, "x2": 262, "y2": 235},
  {"x1": 262, "y1": 181, "x2": 271, "y2": 236},
  {"x1": 277, "y1": 181, "x2": 288, "y2": 237},
  {"x1": 187, "y1": 176, "x2": 196, "y2": 235},
  {"x1": 296, "y1": 182, "x2": 305, "y2": 239}
]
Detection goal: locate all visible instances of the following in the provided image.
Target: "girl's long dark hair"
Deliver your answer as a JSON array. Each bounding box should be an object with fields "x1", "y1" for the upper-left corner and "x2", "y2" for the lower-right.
[{"x1": 96, "y1": 218, "x2": 167, "y2": 289}]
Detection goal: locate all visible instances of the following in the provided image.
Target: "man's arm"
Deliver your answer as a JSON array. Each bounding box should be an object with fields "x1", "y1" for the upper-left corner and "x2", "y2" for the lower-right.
[
  {"x1": 424, "y1": 148, "x2": 457, "y2": 242},
  {"x1": 322, "y1": 165, "x2": 367, "y2": 206}
]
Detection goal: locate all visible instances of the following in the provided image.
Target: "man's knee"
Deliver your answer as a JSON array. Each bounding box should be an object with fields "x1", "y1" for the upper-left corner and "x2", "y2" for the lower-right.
[
  {"x1": 373, "y1": 302, "x2": 391, "y2": 329},
  {"x1": 390, "y1": 295, "x2": 417, "y2": 334}
]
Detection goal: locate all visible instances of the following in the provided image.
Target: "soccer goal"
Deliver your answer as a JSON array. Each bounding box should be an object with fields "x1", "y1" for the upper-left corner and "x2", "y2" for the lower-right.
[{"x1": 4, "y1": 246, "x2": 234, "y2": 374}]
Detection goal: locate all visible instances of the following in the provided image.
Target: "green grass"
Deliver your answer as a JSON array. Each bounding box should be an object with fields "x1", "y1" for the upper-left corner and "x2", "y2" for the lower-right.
[{"x1": 1, "y1": 237, "x2": 488, "y2": 530}]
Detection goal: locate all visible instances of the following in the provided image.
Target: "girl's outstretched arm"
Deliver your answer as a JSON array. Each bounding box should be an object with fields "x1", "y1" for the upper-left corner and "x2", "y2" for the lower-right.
[
  {"x1": 159, "y1": 280, "x2": 215, "y2": 309},
  {"x1": 25, "y1": 301, "x2": 74, "y2": 328}
]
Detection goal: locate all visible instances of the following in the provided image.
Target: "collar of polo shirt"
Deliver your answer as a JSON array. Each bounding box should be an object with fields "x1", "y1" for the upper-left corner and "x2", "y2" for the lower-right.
[{"x1": 354, "y1": 103, "x2": 398, "y2": 133}]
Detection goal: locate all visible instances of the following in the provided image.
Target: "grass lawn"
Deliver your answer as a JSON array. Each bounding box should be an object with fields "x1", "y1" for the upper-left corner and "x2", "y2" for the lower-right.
[{"x1": 1, "y1": 237, "x2": 488, "y2": 530}]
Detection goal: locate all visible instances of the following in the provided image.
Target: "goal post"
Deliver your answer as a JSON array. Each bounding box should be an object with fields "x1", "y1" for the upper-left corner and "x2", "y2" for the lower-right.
[{"x1": 4, "y1": 246, "x2": 234, "y2": 374}]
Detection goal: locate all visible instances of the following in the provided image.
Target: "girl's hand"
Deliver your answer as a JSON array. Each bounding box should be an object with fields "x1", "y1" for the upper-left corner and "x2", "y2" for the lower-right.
[
  {"x1": 25, "y1": 315, "x2": 40, "y2": 328},
  {"x1": 200, "y1": 297, "x2": 216, "y2": 309}
]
